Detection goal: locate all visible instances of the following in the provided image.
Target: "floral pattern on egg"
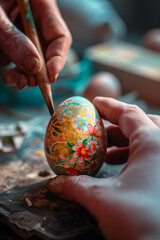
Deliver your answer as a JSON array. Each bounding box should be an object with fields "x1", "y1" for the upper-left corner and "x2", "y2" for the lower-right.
[{"x1": 44, "y1": 96, "x2": 107, "y2": 176}]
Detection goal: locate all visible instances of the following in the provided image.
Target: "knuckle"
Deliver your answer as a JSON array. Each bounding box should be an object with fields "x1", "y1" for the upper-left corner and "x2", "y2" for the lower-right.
[
  {"x1": 125, "y1": 104, "x2": 142, "y2": 114},
  {"x1": 5, "y1": 30, "x2": 22, "y2": 46},
  {"x1": 60, "y1": 31, "x2": 72, "y2": 48},
  {"x1": 75, "y1": 175, "x2": 95, "y2": 191},
  {"x1": 0, "y1": 19, "x2": 13, "y2": 42},
  {"x1": 119, "y1": 104, "x2": 145, "y2": 128},
  {"x1": 55, "y1": 176, "x2": 67, "y2": 185},
  {"x1": 121, "y1": 104, "x2": 144, "y2": 120}
]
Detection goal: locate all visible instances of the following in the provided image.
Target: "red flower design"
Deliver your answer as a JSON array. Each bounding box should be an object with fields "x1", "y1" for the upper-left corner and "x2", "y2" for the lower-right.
[
  {"x1": 83, "y1": 124, "x2": 100, "y2": 137},
  {"x1": 66, "y1": 168, "x2": 80, "y2": 176},
  {"x1": 72, "y1": 141, "x2": 92, "y2": 163}
]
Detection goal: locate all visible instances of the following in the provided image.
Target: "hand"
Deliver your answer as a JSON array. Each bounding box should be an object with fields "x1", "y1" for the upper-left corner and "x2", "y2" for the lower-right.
[
  {"x1": 47, "y1": 97, "x2": 160, "y2": 240},
  {"x1": 0, "y1": 0, "x2": 72, "y2": 89}
]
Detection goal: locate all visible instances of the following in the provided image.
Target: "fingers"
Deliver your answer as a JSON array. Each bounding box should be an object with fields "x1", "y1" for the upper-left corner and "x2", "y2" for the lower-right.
[
  {"x1": 0, "y1": 51, "x2": 10, "y2": 66},
  {"x1": 27, "y1": 75, "x2": 37, "y2": 87},
  {"x1": 3, "y1": 68, "x2": 22, "y2": 86},
  {"x1": 93, "y1": 97, "x2": 157, "y2": 139},
  {"x1": 105, "y1": 124, "x2": 129, "y2": 165},
  {"x1": 148, "y1": 114, "x2": 160, "y2": 128},
  {"x1": 3, "y1": 67, "x2": 37, "y2": 89},
  {"x1": 44, "y1": 2, "x2": 72, "y2": 83},
  {"x1": 31, "y1": 0, "x2": 72, "y2": 83},
  {"x1": 0, "y1": 6, "x2": 42, "y2": 74},
  {"x1": 106, "y1": 147, "x2": 129, "y2": 165},
  {"x1": 47, "y1": 175, "x2": 99, "y2": 211},
  {"x1": 47, "y1": 175, "x2": 116, "y2": 224},
  {"x1": 106, "y1": 125, "x2": 129, "y2": 147},
  {"x1": 17, "y1": 74, "x2": 28, "y2": 89},
  {"x1": 18, "y1": 74, "x2": 37, "y2": 88},
  {"x1": 105, "y1": 114, "x2": 160, "y2": 165},
  {"x1": 46, "y1": 39, "x2": 69, "y2": 83}
]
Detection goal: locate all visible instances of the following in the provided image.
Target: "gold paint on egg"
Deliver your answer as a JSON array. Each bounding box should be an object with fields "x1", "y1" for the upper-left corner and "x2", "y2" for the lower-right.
[{"x1": 44, "y1": 96, "x2": 107, "y2": 176}]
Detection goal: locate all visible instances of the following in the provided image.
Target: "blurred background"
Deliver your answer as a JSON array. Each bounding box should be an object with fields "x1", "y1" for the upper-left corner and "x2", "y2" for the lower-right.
[
  {"x1": 110, "y1": 0, "x2": 160, "y2": 36},
  {"x1": 58, "y1": 0, "x2": 160, "y2": 47},
  {"x1": 1, "y1": 0, "x2": 160, "y2": 116}
]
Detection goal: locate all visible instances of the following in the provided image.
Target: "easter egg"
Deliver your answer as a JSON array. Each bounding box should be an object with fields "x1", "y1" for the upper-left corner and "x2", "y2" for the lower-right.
[{"x1": 44, "y1": 96, "x2": 107, "y2": 176}]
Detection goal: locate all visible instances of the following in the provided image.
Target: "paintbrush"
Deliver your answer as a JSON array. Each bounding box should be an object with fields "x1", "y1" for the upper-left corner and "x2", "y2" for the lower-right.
[{"x1": 17, "y1": 0, "x2": 55, "y2": 116}]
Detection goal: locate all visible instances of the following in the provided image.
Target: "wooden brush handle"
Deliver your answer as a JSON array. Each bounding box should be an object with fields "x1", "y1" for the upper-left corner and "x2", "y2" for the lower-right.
[{"x1": 17, "y1": 0, "x2": 54, "y2": 115}]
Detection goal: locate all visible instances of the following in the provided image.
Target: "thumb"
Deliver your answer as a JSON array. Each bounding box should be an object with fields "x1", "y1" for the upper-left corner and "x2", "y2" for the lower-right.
[
  {"x1": 0, "y1": 7, "x2": 41, "y2": 74},
  {"x1": 47, "y1": 175, "x2": 100, "y2": 210},
  {"x1": 47, "y1": 175, "x2": 116, "y2": 239}
]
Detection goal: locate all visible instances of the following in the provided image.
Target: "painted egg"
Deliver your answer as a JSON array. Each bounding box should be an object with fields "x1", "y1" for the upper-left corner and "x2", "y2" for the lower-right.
[{"x1": 44, "y1": 96, "x2": 107, "y2": 176}]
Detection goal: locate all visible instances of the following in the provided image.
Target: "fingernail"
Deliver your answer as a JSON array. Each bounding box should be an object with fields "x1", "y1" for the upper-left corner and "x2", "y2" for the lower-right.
[
  {"x1": 92, "y1": 98, "x2": 97, "y2": 105},
  {"x1": 47, "y1": 176, "x2": 65, "y2": 195},
  {"x1": 17, "y1": 74, "x2": 28, "y2": 90},
  {"x1": 93, "y1": 97, "x2": 101, "y2": 105},
  {"x1": 50, "y1": 73, "x2": 59, "y2": 83},
  {"x1": 21, "y1": 55, "x2": 41, "y2": 74}
]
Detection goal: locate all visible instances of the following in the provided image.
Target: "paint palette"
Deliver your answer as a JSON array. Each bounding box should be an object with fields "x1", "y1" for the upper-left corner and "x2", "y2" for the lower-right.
[{"x1": 44, "y1": 96, "x2": 107, "y2": 176}]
